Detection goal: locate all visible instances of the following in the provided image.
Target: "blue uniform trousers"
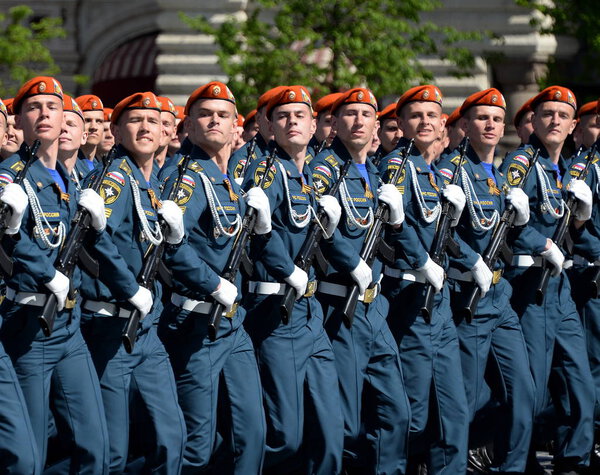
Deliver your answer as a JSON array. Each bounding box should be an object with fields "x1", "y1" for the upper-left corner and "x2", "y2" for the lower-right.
[
  {"x1": 506, "y1": 267, "x2": 594, "y2": 467},
  {"x1": 244, "y1": 295, "x2": 344, "y2": 475},
  {"x1": 569, "y1": 265, "x2": 600, "y2": 434},
  {"x1": 320, "y1": 292, "x2": 410, "y2": 475},
  {"x1": 81, "y1": 316, "x2": 186, "y2": 475},
  {"x1": 0, "y1": 303, "x2": 109, "y2": 474},
  {"x1": 0, "y1": 340, "x2": 39, "y2": 474},
  {"x1": 158, "y1": 303, "x2": 265, "y2": 474},
  {"x1": 382, "y1": 279, "x2": 468, "y2": 475},
  {"x1": 450, "y1": 277, "x2": 535, "y2": 472}
]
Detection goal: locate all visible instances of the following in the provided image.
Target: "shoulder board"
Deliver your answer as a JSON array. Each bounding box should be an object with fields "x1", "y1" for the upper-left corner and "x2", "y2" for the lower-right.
[
  {"x1": 188, "y1": 160, "x2": 203, "y2": 173},
  {"x1": 449, "y1": 154, "x2": 465, "y2": 166},
  {"x1": 119, "y1": 159, "x2": 132, "y2": 175},
  {"x1": 523, "y1": 145, "x2": 535, "y2": 158},
  {"x1": 324, "y1": 154, "x2": 340, "y2": 168},
  {"x1": 10, "y1": 160, "x2": 24, "y2": 173}
]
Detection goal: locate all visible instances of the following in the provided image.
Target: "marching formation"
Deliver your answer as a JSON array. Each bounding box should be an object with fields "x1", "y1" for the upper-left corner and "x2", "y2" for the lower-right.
[{"x1": 0, "y1": 74, "x2": 599, "y2": 475}]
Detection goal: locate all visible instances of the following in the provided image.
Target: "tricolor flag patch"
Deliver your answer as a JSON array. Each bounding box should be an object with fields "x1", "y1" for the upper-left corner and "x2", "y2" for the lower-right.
[
  {"x1": 313, "y1": 165, "x2": 332, "y2": 178},
  {"x1": 0, "y1": 173, "x2": 14, "y2": 185},
  {"x1": 439, "y1": 168, "x2": 454, "y2": 180},
  {"x1": 106, "y1": 171, "x2": 125, "y2": 186},
  {"x1": 182, "y1": 175, "x2": 195, "y2": 187},
  {"x1": 514, "y1": 155, "x2": 529, "y2": 167},
  {"x1": 389, "y1": 157, "x2": 404, "y2": 166},
  {"x1": 573, "y1": 162, "x2": 586, "y2": 172}
]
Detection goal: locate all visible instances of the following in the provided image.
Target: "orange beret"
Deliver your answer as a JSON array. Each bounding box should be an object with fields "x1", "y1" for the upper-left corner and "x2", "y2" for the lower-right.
[
  {"x1": 103, "y1": 108, "x2": 113, "y2": 122},
  {"x1": 396, "y1": 85, "x2": 442, "y2": 115},
  {"x1": 157, "y1": 96, "x2": 177, "y2": 116},
  {"x1": 266, "y1": 85, "x2": 312, "y2": 117},
  {"x1": 63, "y1": 94, "x2": 84, "y2": 122},
  {"x1": 13, "y1": 76, "x2": 63, "y2": 113},
  {"x1": 314, "y1": 92, "x2": 344, "y2": 115},
  {"x1": 530, "y1": 86, "x2": 576, "y2": 112},
  {"x1": 257, "y1": 86, "x2": 287, "y2": 111},
  {"x1": 446, "y1": 107, "x2": 462, "y2": 128},
  {"x1": 174, "y1": 105, "x2": 185, "y2": 121},
  {"x1": 185, "y1": 81, "x2": 235, "y2": 115},
  {"x1": 0, "y1": 98, "x2": 7, "y2": 121},
  {"x1": 331, "y1": 88, "x2": 378, "y2": 115},
  {"x1": 75, "y1": 95, "x2": 104, "y2": 112},
  {"x1": 237, "y1": 114, "x2": 245, "y2": 127},
  {"x1": 3, "y1": 98, "x2": 14, "y2": 116},
  {"x1": 378, "y1": 103, "x2": 397, "y2": 122},
  {"x1": 111, "y1": 92, "x2": 161, "y2": 124},
  {"x1": 513, "y1": 96, "x2": 534, "y2": 128},
  {"x1": 244, "y1": 109, "x2": 257, "y2": 128},
  {"x1": 459, "y1": 88, "x2": 506, "y2": 116},
  {"x1": 441, "y1": 113, "x2": 449, "y2": 122},
  {"x1": 596, "y1": 99, "x2": 600, "y2": 115},
  {"x1": 577, "y1": 100, "x2": 597, "y2": 119}
]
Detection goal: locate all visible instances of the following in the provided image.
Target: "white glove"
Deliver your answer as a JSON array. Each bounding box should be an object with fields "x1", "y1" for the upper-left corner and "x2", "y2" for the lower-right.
[
  {"x1": 350, "y1": 258, "x2": 372, "y2": 295},
  {"x1": 284, "y1": 265, "x2": 308, "y2": 300},
  {"x1": 378, "y1": 183, "x2": 405, "y2": 226},
  {"x1": 541, "y1": 240, "x2": 565, "y2": 277},
  {"x1": 128, "y1": 286, "x2": 153, "y2": 320},
  {"x1": 245, "y1": 187, "x2": 272, "y2": 235},
  {"x1": 418, "y1": 256, "x2": 444, "y2": 293},
  {"x1": 442, "y1": 184, "x2": 466, "y2": 227},
  {"x1": 0, "y1": 183, "x2": 28, "y2": 235},
  {"x1": 78, "y1": 189, "x2": 106, "y2": 232},
  {"x1": 471, "y1": 255, "x2": 493, "y2": 297},
  {"x1": 45, "y1": 270, "x2": 70, "y2": 311},
  {"x1": 318, "y1": 194, "x2": 341, "y2": 238},
  {"x1": 505, "y1": 188, "x2": 530, "y2": 226},
  {"x1": 211, "y1": 277, "x2": 238, "y2": 312},
  {"x1": 569, "y1": 180, "x2": 593, "y2": 221},
  {"x1": 158, "y1": 200, "x2": 185, "y2": 244}
]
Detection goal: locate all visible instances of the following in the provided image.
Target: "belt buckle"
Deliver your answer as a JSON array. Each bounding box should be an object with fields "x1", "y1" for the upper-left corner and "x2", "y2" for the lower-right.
[
  {"x1": 363, "y1": 286, "x2": 377, "y2": 304},
  {"x1": 492, "y1": 269, "x2": 502, "y2": 285},
  {"x1": 225, "y1": 302, "x2": 238, "y2": 319},
  {"x1": 65, "y1": 293, "x2": 77, "y2": 310},
  {"x1": 304, "y1": 280, "x2": 317, "y2": 298}
]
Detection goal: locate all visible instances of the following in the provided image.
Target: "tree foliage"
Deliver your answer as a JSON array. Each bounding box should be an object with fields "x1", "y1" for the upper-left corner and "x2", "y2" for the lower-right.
[
  {"x1": 516, "y1": 0, "x2": 600, "y2": 93},
  {"x1": 182, "y1": 0, "x2": 483, "y2": 113},
  {"x1": 0, "y1": 5, "x2": 65, "y2": 98}
]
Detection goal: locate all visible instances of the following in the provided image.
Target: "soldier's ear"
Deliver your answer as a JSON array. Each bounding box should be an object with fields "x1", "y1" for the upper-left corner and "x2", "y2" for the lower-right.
[
  {"x1": 110, "y1": 123, "x2": 120, "y2": 143},
  {"x1": 80, "y1": 131, "x2": 88, "y2": 147},
  {"x1": 331, "y1": 114, "x2": 338, "y2": 133}
]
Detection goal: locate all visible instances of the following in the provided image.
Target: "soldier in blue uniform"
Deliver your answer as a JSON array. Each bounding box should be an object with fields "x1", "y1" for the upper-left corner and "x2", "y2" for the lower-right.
[
  {"x1": 500, "y1": 86, "x2": 595, "y2": 475},
  {"x1": 228, "y1": 86, "x2": 286, "y2": 183},
  {"x1": 154, "y1": 96, "x2": 177, "y2": 172},
  {"x1": 159, "y1": 81, "x2": 267, "y2": 474},
  {"x1": 572, "y1": 100, "x2": 600, "y2": 152},
  {"x1": 564, "y1": 101, "x2": 600, "y2": 468},
  {"x1": 378, "y1": 85, "x2": 469, "y2": 474},
  {"x1": 57, "y1": 94, "x2": 89, "y2": 188},
  {"x1": 438, "y1": 89, "x2": 536, "y2": 473},
  {"x1": 0, "y1": 77, "x2": 109, "y2": 473},
  {"x1": 241, "y1": 85, "x2": 344, "y2": 475},
  {"x1": 307, "y1": 92, "x2": 342, "y2": 158},
  {"x1": 79, "y1": 91, "x2": 186, "y2": 474},
  {"x1": 309, "y1": 88, "x2": 411, "y2": 474},
  {"x1": 375, "y1": 102, "x2": 402, "y2": 159},
  {"x1": 0, "y1": 95, "x2": 40, "y2": 474},
  {"x1": 74, "y1": 95, "x2": 105, "y2": 181}
]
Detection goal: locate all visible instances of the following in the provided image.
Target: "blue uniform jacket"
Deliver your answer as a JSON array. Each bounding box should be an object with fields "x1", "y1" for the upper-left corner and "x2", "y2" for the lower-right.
[
  {"x1": 74, "y1": 149, "x2": 97, "y2": 183},
  {"x1": 80, "y1": 145, "x2": 164, "y2": 325},
  {"x1": 228, "y1": 133, "x2": 270, "y2": 181},
  {"x1": 0, "y1": 146, "x2": 83, "y2": 293},
  {"x1": 308, "y1": 137, "x2": 376, "y2": 279}
]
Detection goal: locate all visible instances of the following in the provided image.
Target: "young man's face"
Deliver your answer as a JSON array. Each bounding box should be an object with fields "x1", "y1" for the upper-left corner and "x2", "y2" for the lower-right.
[
  {"x1": 577, "y1": 114, "x2": 600, "y2": 149},
  {"x1": 82, "y1": 110, "x2": 105, "y2": 146},
  {"x1": 333, "y1": 103, "x2": 377, "y2": 153},
  {"x1": 15, "y1": 94, "x2": 64, "y2": 145},
  {"x1": 111, "y1": 109, "x2": 161, "y2": 159},
  {"x1": 398, "y1": 101, "x2": 445, "y2": 149},
  {"x1": 532, "y1": 101, "x2": 576, "y2": 147},
  {"x1": 462, "y1": 105, "x2": 505, "y2": 149},
  {"x1": 269, "y1": 103, "x2": 315, "y2": 150},
  {"x1": 516, "y1": 110, "x2": 534, "y2": 145},
  {"x1": 185, "y1": 99, "x2": 236, "y2": 153},
  {"x1": 59, "y1": 112, "x2": 87, "y2": 154},
  {"x1": 159, "y1": 111, "x2": 176, "y2": 149},
  {"x1": 378, "y1": 117, "x2": 402, "y2": 153},
  {"x1": 315, "y1": 111, "x2": 333, "y2": 143},
  {"x1": 1, "y1": 115, "x2": 22, "y2": 157}
]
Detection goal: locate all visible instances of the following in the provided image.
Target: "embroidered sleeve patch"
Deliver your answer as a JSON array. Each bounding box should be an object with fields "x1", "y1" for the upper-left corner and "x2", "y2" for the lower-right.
[
  {"x1": 313, "y1": 165, "x2": 332, "y2": 178},
  {"x1": 439, "y1": 168, "x2": 454, "y2": 181},
  {"x1": 233, "y1": 159, "x2": 247, "y2": 179},
  {"x1": 313, "y1": 173, "x2": 330, "y2": 195},
  {"x1": 514, "y1": 155, "x2": 529, "y2": 167},
  {"x1": 174, "y1": 183, "x2": 194, "y2": 206},
  {"x1": 106, "y1": 171, "x2": 125, "y2": 186},
  {"x1": 100, "y1": 179, "x2": 121, "y2": 205},
  {"x1": 0, "y1": 173, "x2": 14, "y2": 186},
  {"x1": 507, "y1": 163, "x2": 526, "y2": 186},
  {"x1": 253, "y1": 161, "x2": 277, "y2": 189}
]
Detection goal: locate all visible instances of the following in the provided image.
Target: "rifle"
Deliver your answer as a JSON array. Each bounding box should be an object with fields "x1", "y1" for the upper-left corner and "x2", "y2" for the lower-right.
[
  {"x1": 279, "y1": 153, "x2": 354, "y2": 324},
  {"x1": 536, "y1": 143, "x2": 596, "y2": 305},
  {"x1": 420, "y1": 137, "x2": 469, "y2": 322},
  {"x1": 0, "y1": 140, "x2": 41, "y2": 276},
  {"x1": 462, "y1": 148, "x2": 540, "y2": 322},
  {"x1": 207, "y1": 149, "x2": 277, "y2": 340},
  {"x1": 38, "y1": 147, "x2": 117, "y2": 336},
  {"x1": 237, "y1": 137, "x2": 257, "y2": 182},
  {"x1": 122, "y1": 154, "x2": 191, "y2": 353},
  {"x1": 340, "y1": 139, "x2": 415, "y2": 327},
  {"x1": 316, "y1": 138, "x2": 327, "y2": 155}
]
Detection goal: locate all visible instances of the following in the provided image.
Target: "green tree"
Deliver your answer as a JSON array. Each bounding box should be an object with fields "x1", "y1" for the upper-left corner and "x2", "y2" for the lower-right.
[
  {"x1": 0, "y1": 5, "x2": 65, "y2": 97},
  {"x1": 516, "y1": 0, "x2": 600, "y2": 99},
  {"x1": 182, "y1": 0, "x2": 483, "y2": 113}
]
